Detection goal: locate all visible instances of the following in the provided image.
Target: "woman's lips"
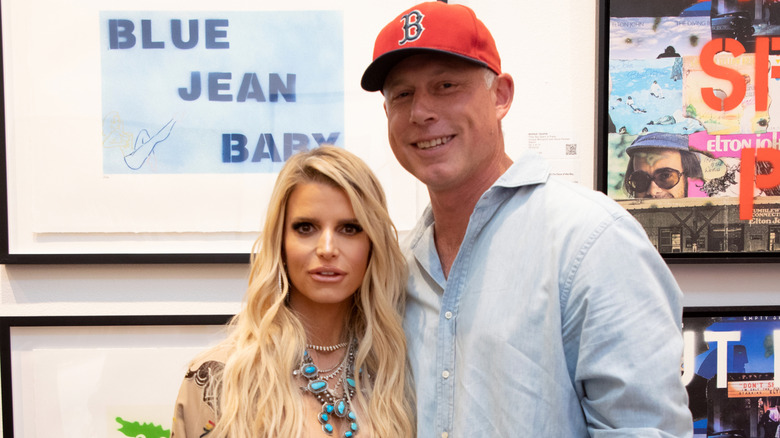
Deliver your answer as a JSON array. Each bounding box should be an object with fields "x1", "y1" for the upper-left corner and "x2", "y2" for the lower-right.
[{"x1": 309, "y1": 267, "x2": 346, "y2": 282}]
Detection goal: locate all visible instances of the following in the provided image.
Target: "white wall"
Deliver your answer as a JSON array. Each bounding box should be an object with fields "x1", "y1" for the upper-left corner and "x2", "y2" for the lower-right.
[
  {"x1": 0, "y1": 264, "x2": 248, "y2": 317},
  {"x1": 3, "y1": 262, "x2": 778, "y2": 318},
  {"x1": 671, "y1": 263, "x2": 780, "y2": 306},
  {"x1": 3, "y1": 0, "x2": 780, "y2": 435}
]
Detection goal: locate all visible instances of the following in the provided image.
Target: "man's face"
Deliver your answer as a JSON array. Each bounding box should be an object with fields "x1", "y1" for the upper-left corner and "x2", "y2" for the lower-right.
[
  {"x1": 630, "y1": 149, "x2": 686, "y2": 199},
  {"x1": 382, "y1": 53, "x2": 510, "y2": 194}
]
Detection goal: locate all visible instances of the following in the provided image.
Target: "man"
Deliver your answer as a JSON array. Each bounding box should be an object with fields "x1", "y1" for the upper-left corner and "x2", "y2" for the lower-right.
[
  {"x1": 650, "y1": 80, "x2": 664, "y2": 98},
  {"x1": 623, "y1": 132, "x2": 703, "y2": 199},
  {"x1": 361, "y1": 2, "x2": 692, "y2": 436}
]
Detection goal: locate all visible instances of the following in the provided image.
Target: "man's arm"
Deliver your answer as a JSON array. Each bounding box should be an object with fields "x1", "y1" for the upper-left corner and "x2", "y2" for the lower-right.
[{"x1": 561, "y1": 213, "x2": 692, "y2": 437}]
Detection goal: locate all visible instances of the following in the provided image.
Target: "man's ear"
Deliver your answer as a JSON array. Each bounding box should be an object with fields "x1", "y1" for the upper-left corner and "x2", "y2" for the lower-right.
[
  {"x1": 494, "y1": 73, "x2": 514, "y2": 121},
  {"x1": 383, "y1": 99, "x2": 389, "y2": 117}
]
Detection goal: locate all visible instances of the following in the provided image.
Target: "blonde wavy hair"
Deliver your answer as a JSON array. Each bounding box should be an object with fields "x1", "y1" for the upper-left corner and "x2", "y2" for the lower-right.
[{"x1": 205, "y1": 146, "x2": 414, "y2": 437}]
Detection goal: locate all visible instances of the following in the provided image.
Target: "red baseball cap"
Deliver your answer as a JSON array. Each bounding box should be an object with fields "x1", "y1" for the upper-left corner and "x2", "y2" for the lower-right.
[{"x1": 361, "y1": 1, "x2": 501, "y2": 92}]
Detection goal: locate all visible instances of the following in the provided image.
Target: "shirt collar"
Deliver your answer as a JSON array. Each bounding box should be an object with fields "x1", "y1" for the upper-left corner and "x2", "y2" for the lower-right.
[
  {"x1": 493, "y1": 152, "x2": 551, "y2": 189},
  {"x1": 408, "y1": 153, "x2": 551, "y2": 247}
]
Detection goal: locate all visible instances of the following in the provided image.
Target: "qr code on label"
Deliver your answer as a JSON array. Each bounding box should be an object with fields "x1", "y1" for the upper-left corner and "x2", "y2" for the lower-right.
[{"x1": 565, "y1": 143, "x2": 577, "y2": 156}]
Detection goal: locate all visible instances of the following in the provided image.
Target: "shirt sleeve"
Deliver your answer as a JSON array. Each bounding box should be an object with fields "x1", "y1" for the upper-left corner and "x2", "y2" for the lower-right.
[
  {"x1": 561, "y1": 212, "x2": 693, "y2": 437},
  {"x1": 170, "y1": 360, "x2": 224, "y2": 438}
]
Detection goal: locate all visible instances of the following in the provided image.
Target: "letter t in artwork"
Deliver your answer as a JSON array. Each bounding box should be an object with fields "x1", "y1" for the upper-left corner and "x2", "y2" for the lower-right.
[{"x1": 704, "y1": 330, "x2": 741, "y2": 388}]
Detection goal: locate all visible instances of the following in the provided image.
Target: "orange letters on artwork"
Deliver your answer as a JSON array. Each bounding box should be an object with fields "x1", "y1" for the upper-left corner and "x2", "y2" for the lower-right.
[
  {"x1": 700, "y1": 37, "x2": 780, "y2": 112},
  {"x1": 740, "y1": 148, "x2": 780, "y2": 220},
  {"x1": 700, "y1": 38, "x2": 746, "y2": 112}
]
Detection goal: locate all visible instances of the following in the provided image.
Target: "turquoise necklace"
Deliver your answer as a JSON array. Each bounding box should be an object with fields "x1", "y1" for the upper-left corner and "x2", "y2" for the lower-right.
[{"x1": 295, "y1": 339, "x2": 360, "y2": 437}]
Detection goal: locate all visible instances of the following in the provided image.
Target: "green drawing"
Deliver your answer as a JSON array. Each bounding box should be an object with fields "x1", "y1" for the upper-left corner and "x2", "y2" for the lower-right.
[{"x1": 116, "y1": 417, "x2": 170, "y2": 438}]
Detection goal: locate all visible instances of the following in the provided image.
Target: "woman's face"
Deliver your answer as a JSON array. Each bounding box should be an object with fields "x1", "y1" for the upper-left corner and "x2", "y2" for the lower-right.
[{"x1": 283, "y1": 181, "x2": 371, "y2": 315}]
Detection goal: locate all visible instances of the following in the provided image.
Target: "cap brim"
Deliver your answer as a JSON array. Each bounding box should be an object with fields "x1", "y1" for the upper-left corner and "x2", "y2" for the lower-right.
[
  {"x1": 626, "y1": 144, "x2": 695, "y2": 157},
  {"x1": 360, "y1": 48, "x2": 491, "y2": 92}
]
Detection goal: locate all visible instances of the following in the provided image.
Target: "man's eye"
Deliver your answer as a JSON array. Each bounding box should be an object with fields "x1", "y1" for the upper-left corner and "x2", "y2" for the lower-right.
[
  {"x1": 658, "y1": 171, "x2": 674, "y2": 181},
  {"x1": 437, "y1": 82, "x2": 457, "y2": 91},
  {"x1": 394, "y1": 91, "x2": 411, "y2": 100}
]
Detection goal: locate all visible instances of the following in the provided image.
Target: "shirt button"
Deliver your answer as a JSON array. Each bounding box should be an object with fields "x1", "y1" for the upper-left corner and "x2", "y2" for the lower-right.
[
  {"x1": 442, "y1": 370, "x2": 450, "y2": 379},
  {"x1": 444, "y1": 311, "x2": 453, "y2": 319}
]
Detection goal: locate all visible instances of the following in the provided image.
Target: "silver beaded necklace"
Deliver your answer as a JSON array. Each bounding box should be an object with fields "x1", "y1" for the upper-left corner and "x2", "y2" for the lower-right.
[{"x1": 306, "y1": 342, "x2": 349, "y2": 352}]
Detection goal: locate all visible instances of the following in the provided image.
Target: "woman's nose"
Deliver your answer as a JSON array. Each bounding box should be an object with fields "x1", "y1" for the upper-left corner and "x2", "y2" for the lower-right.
[{"x1": 316, "y1": 230, "x2": 338, "y2": 258}]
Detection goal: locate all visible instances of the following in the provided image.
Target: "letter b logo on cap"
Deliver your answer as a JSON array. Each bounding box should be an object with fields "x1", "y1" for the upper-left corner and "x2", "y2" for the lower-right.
[{"x1": 399, "y1": 10, "x2": 425, "y2": 45}]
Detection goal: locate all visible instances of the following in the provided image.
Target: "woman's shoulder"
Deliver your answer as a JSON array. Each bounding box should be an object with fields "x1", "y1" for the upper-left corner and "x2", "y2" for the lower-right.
[
  {"x1": 175, "y1": 345, "x2": 232, "y2": 418},
  {"x1": 184, "y1": 344, "x2": 232, "y2": 379},
  {"x1": 173, "y1": 347, "x2": 231, "y2": 438}
]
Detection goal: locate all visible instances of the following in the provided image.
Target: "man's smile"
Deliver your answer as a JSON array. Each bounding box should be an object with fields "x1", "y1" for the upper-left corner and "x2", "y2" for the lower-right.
[{"x1": 414, "y1": 135, "x2": 454, "y2": 150}]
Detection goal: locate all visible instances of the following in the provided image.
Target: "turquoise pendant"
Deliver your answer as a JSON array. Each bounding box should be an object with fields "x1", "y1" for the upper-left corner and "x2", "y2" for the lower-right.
[
  {"x1": 348, "y1": 411, "x2": 358, "y2": 433},
  {"x1": 308, "y1": 380, "x2": 328, "y2": 393},
  {"x1": 318, "y1": 406, "x2": 334, "y2": 435},
  {"x1": 335, "y1": 399, "x2": 347, "y2": 417},
  {"x1": 318, "y1": 402, "x2": 359, "y2": 437},
  {"x1": 302, "y1": 364, "x2": 318, "y2": 378},
  {"x1": 343, "y1": 411, "x2": 359, "y2": 437}
]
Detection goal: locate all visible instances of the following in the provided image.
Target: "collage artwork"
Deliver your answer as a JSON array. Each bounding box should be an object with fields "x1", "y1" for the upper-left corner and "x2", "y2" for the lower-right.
[{"x1": 607, "y1": 0, "x2": 780, "y2": 255}]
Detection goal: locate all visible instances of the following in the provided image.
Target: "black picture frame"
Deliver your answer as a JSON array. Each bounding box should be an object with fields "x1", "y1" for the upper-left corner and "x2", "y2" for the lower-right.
[
  {"x1": 682, "y1": 305, "x2": 780, "y2": 437},
  {"x1": 597, "y1": 0, "x2": 780, "y2": 263},
  {"x1": 0, "y1": 314, "x2": 232, "y2": 438}
]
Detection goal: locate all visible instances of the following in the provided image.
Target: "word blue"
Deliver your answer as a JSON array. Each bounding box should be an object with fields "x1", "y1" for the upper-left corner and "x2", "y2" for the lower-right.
[{"x1": 108, "y1": 19, "x2": 229, "y2": 49}]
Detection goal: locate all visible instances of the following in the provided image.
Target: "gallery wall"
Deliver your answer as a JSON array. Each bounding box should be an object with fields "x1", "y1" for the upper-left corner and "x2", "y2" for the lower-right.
[{"x1": 2, "y1": 0, "x2": 780, "y2": 436}]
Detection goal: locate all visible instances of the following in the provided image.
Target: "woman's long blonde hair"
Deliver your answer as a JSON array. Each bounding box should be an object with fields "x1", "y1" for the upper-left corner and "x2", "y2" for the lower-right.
[{"x1": 207, "y1": 146, "x2": 414, "y2": 437}]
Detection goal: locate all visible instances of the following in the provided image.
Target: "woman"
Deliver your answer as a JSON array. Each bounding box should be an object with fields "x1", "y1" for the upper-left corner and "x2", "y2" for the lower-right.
[{"x1": 171, "y1": 146, "x2": 415, "y2": 437}]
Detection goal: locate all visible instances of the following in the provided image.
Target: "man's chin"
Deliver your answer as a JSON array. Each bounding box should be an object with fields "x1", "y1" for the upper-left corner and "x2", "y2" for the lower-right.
[{"x1": 637, "y1": 193, "x2": 675, "y2": 199}]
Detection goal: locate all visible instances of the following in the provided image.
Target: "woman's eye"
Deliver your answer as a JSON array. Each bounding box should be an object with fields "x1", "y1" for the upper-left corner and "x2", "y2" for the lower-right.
[
  {"x1": 292, "y1": 222, "x2": 314, "y2": 234},
  {"x1": 341, "y1": 223, "x2": 363, "y2": 235}
]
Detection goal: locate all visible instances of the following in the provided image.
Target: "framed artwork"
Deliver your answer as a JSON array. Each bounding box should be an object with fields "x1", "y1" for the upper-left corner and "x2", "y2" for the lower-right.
[
  {"x1": 683, "y1": 306, "x2": 780, "y2": 438},
  {"x1": 598, "y1": 0, "x2": 780, "y2": 262},
  {"x1": 0, "y1": 314, "x2": 232, "y2": 438},
  {"x1": 0, "y1": 0, "x2": 423, "y2": 263}
]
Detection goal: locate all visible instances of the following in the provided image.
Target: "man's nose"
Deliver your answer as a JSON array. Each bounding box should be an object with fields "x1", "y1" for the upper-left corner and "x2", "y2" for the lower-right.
[
  {"x1": 647, "y1": 180, "x2": 666, "y2": 198},
  {"x1": 409, "y1": 91, "x2": 438, "y2": 124}
]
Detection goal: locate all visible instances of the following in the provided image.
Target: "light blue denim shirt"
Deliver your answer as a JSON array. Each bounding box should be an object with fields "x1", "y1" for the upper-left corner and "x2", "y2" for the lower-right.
[{"x1": 403, "y1": 154, "x2": 693, "y2": 437}]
